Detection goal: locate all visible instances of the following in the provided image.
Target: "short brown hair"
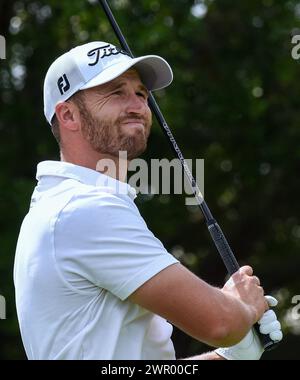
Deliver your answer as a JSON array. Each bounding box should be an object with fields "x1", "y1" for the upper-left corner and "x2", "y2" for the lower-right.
[{"x1": 50, "y1": 91, "x2": 86, "y2": 146}]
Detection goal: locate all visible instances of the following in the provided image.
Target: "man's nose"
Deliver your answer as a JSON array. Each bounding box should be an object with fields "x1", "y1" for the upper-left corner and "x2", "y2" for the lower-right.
[{"x1": 125, "y1": 93, "x2": 145, "y2": 113}]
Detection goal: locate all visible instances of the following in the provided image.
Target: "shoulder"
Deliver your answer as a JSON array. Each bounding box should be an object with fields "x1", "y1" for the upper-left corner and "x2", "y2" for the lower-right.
[
  {"x1": 56, "y1": 184, "x2": 144, "y2": 232},
  {"x1": 63, "y1": 183, "x2": 133, "y2": 213}
]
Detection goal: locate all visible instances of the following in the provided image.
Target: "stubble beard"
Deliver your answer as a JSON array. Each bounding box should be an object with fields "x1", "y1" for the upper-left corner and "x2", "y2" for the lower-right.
[{"x1": 79, "y1": 104, "x2": 151, "y2": 161}]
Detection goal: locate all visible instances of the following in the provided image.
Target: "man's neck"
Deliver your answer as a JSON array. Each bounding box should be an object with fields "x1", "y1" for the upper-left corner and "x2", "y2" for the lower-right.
[{"x1": 60, "y1": 151, "x2": 129, "y2": 183}]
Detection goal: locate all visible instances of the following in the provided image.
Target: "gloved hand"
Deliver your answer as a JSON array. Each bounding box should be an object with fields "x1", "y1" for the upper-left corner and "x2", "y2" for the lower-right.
[{"x1": 215, "y1": 296, "x2": 283, "y2": 360}]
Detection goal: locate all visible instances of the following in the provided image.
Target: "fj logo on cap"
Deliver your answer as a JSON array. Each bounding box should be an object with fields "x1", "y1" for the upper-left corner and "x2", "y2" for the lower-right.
[
  {"x1": 87, "y1": 44, "x2": 129, "y2": 66},
  {"x1": 57, "y1": 74, "x2": 70, "y2": 95}
]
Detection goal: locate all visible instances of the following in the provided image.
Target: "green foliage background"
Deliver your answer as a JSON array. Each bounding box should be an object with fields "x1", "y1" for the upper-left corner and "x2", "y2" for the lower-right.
[{"x1": 0, "y1": 0, "x2": 300, "y2": 359}]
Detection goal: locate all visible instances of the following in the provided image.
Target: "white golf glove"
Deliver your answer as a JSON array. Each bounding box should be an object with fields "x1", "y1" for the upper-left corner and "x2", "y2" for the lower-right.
[{"x1": 215, "y1": 296, "x2": 283, "y2": 360}]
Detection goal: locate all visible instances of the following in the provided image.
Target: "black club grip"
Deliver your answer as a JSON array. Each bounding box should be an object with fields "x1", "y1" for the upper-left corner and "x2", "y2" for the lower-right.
[
  {"x1": 207, "y1": 221, "x2": 239, "y2": 275},
  {"x1": 207, "y1": 221, "x2": 278, "y2": 351}
]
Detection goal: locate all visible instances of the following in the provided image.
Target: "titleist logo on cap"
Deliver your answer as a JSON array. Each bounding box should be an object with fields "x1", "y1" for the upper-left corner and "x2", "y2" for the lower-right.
[{"x1": 87, "y1": 44, "x2": 130, "y2": 66}]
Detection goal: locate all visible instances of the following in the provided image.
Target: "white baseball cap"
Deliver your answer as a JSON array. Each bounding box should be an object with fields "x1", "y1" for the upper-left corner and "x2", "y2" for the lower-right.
[{"x1": 43, "y1": 41, "x2": 173, "y2": 124}]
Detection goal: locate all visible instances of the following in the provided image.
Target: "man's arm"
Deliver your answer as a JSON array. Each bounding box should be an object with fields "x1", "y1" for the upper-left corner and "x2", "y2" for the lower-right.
[{"x1": 129, "y1": 263, "x2": 267, "y2": 348}]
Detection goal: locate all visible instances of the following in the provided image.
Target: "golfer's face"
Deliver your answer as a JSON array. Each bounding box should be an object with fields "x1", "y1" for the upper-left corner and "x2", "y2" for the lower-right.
[{"x1": 83, "y1": 69, "x2": 152, "y2": 152}]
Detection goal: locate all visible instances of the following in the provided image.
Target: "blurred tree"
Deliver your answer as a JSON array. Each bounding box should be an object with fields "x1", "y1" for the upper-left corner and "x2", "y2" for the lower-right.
[{"x1": 0, "y1": 0, "x2": 299, "y2": 359}]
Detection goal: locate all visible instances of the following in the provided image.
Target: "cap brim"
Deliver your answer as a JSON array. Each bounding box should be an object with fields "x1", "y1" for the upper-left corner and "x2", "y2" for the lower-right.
[{"x1": 80, "y1": 55, "x2": 173, "y2": 92}]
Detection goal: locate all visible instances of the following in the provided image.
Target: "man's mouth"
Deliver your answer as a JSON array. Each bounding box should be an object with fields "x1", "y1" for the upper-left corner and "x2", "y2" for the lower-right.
[{"x1": 121, "y1": 119, "x2": 145, "y2": 128}]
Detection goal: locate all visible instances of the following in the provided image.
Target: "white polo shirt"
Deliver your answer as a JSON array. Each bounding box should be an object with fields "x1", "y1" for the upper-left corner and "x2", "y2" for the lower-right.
[{"x1": 14, "y1": 161, "x2": 179, "y2": 360}]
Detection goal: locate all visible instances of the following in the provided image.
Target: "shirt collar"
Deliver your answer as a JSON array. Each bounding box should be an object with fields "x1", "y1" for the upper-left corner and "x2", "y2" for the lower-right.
[{"x1": 36, "y1": 161, "x2": 137, "y2": 200}]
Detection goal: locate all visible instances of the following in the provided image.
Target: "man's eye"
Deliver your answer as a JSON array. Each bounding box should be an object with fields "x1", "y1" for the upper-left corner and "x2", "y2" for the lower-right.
[{"x1": 136, "y1": 92, "x2": 147, "y2": 99}]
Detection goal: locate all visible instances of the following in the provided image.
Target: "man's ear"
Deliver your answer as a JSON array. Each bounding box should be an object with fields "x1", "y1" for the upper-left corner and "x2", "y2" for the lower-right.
[{"x1": 55, "y1": 101, "x2": 81, "y2": 132}]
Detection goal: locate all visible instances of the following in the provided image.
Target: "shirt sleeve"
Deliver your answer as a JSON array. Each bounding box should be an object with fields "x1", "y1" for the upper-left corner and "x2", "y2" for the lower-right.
[{"x1": 54, "y1": 188, "x2": 179, "y2": 300}]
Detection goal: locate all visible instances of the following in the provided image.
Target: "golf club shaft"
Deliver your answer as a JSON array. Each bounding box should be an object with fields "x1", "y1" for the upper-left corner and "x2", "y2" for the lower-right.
[{"x1": 99, "y1": 0, "x2": 276, "y2": 351}]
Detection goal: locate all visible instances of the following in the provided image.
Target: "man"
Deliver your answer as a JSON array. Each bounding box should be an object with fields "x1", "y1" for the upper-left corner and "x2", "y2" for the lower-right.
[{"x1": 14, "y1": 41, "x2": 282, "y2": 360}]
